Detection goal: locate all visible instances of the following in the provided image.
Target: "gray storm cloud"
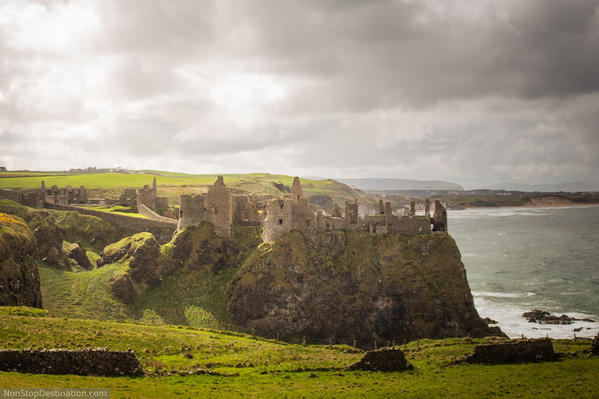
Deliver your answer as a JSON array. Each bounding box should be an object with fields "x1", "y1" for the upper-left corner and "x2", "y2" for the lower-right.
[{"x1": 0, "y1": 0, "x2": 598, "y2": 188}]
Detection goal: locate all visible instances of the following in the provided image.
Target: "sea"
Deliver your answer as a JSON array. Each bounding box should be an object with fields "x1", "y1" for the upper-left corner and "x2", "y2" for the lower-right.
[{"x1": 449, "y1": 205, "x2": 599, "y2": 339}]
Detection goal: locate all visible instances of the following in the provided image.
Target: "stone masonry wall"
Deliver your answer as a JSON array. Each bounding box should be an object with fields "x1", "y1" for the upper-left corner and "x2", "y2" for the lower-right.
[
  {"x1": 0, "y1": 348, "x2": 143, "y2": 376},
  {"x1": 137, "y1": 203, "x2": 178, "y2": 225}
]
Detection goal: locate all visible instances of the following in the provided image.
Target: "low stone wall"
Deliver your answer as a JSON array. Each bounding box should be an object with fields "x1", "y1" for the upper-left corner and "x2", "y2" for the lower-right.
[
  {"x1": 466, "y1": 338, "x2": 555, "y2": 364},
  {"x1": 44, "y1": 203, "x2": 176, "y2": 244},
  {"x1": 137, "y1": 203, "x2": 178, "y2": 225},
  {"x1": 0, "y1": 348, "x2": 143, "y2": 376}
]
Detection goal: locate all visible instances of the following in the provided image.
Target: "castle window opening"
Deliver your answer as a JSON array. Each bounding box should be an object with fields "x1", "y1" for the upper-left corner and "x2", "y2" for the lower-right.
[
  {"x1": 279, "y1": 219, "x2": 283, "y2": 225},
  {"x1": 306, "y1": 220, "x2": 310, "y2": 227}
]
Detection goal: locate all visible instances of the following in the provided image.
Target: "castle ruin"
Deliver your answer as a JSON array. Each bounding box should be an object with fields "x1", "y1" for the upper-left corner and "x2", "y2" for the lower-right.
[
  {"x1": 178, "y1": 176, "x2": 448, "y2": 240},
  {"x1": 136, "y1": 177, "x2": 168, "y2": 212},
  {"x1": 177, "y1": 176, "x2": 263, "y2": 237}
]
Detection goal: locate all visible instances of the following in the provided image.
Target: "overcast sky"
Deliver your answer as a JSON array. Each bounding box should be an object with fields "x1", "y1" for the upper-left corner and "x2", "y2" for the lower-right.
[{"x1": 1, "y1": 0, "x2": 598, "y2": 188}]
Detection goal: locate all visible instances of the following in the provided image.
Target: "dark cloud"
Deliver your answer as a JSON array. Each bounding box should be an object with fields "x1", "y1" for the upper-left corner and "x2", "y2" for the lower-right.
[{"x1": 239, "y1": 0, "x2": 599, "y2": 111}]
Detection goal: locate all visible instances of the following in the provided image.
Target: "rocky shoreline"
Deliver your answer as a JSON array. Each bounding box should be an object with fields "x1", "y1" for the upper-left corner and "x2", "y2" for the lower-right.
[{"x1": 523, "y1": 310, "x2": 596, "y2": 325}]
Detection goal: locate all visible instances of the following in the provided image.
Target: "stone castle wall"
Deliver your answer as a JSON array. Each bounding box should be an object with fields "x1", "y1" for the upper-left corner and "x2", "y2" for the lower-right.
[
  {"x1": 261, "y1": 177, "x2": 443, "y2": 242},
  {"x1": 178, "y1": 177, "x2": 263, "y2": 237},
  {"x1": 137, "y1": 203, "x2": 179, "y2": 225}
]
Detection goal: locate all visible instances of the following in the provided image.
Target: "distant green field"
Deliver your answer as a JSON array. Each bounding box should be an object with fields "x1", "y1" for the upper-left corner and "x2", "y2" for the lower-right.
[
  {"x1": 0, "y1": 312, "x2": 597, "y2": 398},
  {"x1": 0, "y1": 171, "x2": 327, "y2": 191},
  {"x1": 0, "y1": 171, "x2": 369, "y2": 209}
]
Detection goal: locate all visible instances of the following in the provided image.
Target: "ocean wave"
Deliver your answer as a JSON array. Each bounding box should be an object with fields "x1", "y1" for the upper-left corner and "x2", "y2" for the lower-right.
[
  {"x1": 472, "y1": 291, "x2": 536, "y2": 298},
  {"x1": 473, "y1": 297, "x2": 599, "y2": 339}
]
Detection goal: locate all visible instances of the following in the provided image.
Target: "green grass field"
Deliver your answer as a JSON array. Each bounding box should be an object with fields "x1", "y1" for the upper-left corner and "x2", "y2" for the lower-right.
[
  {"x1": 0, "y1": 171, "x2": 328, "y2": 191},
  {"x1": 0, "y1": 311, "x2": 597, "y2": 398},
  {"x1": 0, "y1": 171, "x2": 370, "y2": 209}
]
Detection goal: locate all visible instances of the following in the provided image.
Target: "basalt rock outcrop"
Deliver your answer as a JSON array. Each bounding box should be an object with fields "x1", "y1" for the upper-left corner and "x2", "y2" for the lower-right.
[
  {"x1": 522, "y1": 309, "x2": 595, "y2": 325},
  {"x1": 228, "y1": 230, "x2": 503, "y2": 347},
  {"x1": 349, "y1": 348, "x2": 411, "y2": 371},
  {"x1": 97, "y1": 233, "x2": 163, "y2": 303},
  {"x1": 0, "y1": 213, "x2": 42, "y2": 308},
  {"x1": 97, "y1": 232, "x2": 162, "y2": 287},
  {"x1": 33, "y1": 222, "x2": 70, "y2": 269},
  {"x1": 465, "y1": 338, "x2": 555, "y2": 364},
  {"x1": 64, "y1": 242, "x2": 93, "y2": 270},
  {"x1": 0, "y1": 348, "x2": 143, "y2": 376}
]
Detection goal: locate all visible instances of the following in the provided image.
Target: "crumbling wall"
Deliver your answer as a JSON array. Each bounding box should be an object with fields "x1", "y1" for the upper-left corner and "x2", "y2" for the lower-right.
[
  {"x1": 465, "y1": 339, "x2": 555, "y2": 364},
  {"x1": 178, "y1": 194, "x2": 208, "y2": 231},
  {"x1": 137, "y1": 185, "x2": 155, "y2": 210},
  {"x1": 233, "y1": 195, "x2": 261, "y2": 225},
  {"x1": 0, "y1": 349, "x2": 143, "y2": 376},
  {"x1": 263, "y1": 199, "x2": 294, "y2": 242},
  {"x1": 205, "y1": 176, "x2": 233, "y2": 237},
  {"x1": 262, "y1": 178, "x2": 316, "y2": 242},
  {"x1": 390, "y1": 216, "x2": 431, "y2": 235},
  {"x1": 119, "y1": 188, "x2": 137, "y2": 207},
  {"x1": 433, "y1": 200, "x2": 447, "y2": 232},
  {"x1": 137, "y1": 203, "x2": 178, "y2": 225}
]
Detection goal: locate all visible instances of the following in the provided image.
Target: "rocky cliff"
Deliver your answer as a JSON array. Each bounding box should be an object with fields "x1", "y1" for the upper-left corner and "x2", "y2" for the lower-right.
[
  {"x1": 228, "y1": 230, "x2": 501, "y2": 346},
  {"x1": 0, "y1": 213, "x2": 42, "y2": 308}
]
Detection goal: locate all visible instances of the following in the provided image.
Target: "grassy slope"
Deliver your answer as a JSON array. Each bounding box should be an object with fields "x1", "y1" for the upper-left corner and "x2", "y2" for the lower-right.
[
  {"x1": 0, "y1": 171, "x2": 370, "y2": 208},
  {"x1": 0, "y1": 312, "x2": 597, "y2": 398},
  {"x1": 38, "y1": 225, "x2": 262, "y2": 330}
]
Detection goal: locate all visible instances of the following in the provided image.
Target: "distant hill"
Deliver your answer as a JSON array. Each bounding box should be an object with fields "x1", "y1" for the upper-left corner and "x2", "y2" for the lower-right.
[
  {"x1": 486, "y1": 182, "x2": 599, "y2": 192},
  {"x1": 337, "y1": 178, "x2": 464, "y2": 191}
]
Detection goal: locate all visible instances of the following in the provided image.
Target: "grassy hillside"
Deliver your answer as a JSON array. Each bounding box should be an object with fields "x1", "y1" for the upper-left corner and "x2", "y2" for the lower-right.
[
  {"x1": 0, "y1": 171, "x2": 371, "y2": 209},
  {"x1": 0, "y1": 311, "x2": 597, "y2": 398},
  {"x1": 38, "y1": 224, "x2": 262, "y2": 330}
]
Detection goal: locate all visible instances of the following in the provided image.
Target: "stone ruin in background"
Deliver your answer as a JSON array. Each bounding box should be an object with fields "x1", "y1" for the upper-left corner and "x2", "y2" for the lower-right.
[{"x1": 178, "y1": 176, "x2": 448, "y2": 241}]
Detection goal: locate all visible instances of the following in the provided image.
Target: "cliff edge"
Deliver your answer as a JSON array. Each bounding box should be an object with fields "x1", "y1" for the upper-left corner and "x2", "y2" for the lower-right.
[
  {"x1": 0, "y1": 212, "x2": 42, "y2": 308},
  {"x1": 228, "y1": 230, "x2": 501, "y2": 346}
]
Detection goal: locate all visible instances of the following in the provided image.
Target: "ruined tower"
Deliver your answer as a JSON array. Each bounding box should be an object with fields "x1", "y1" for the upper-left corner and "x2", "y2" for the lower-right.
[
  {"x1": 291, "y1": 177, "x2": 303, "y2": 200},
  {"x1": 432, "y1": 200, "x2": 447, "y2": 232},
  {"x1": 206, "y1": 176, "x2": 233, "y2": 238},
  {"x1": 345, "y1": 199, "x2": 359, "y2": 225},
  {"x1": 409, "y1": 201, "x2": 416, "y2": 216},
  {"x1": 262, "y1": 177, "x2": 315, "y2": 242}
]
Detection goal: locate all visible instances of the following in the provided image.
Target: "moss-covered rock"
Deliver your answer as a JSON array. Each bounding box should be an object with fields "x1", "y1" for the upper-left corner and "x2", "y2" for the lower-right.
[
  {"x1": 63, "y1": 242, "x2": 93, "y2": 270},
  {"x1": 98, "y1": 232, "x2": 162, "y2": 288},
  {"x1": 0, "y1": 213, "x2": 42, "y2": 308},
  {"x1": 1, "y1": 199, "x2": 126, "y2": 248},
  {"x1": 34, "y1": 223, "x2": 70, "y2": 270},
  {"x1": 228, "y1": 230, "x2": 503, "y2": 346}
]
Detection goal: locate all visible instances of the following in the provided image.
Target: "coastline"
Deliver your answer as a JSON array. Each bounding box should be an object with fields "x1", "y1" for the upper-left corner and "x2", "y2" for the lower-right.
[
  {"x1": 450, "y1": 202, "x2": 599, "y2": 211},
  {"x1": 449, "y1": 205, "x2": 599, "y2": 339}
]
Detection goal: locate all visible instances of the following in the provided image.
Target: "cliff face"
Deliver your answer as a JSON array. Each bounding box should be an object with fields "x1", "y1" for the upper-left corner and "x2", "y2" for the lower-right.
[
  {"x1": 228, "y1": 231, "x2": 499, "y2": 346},
  {"x1": 0, "y1": 213, "x2": 42, "y2": 308}
]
